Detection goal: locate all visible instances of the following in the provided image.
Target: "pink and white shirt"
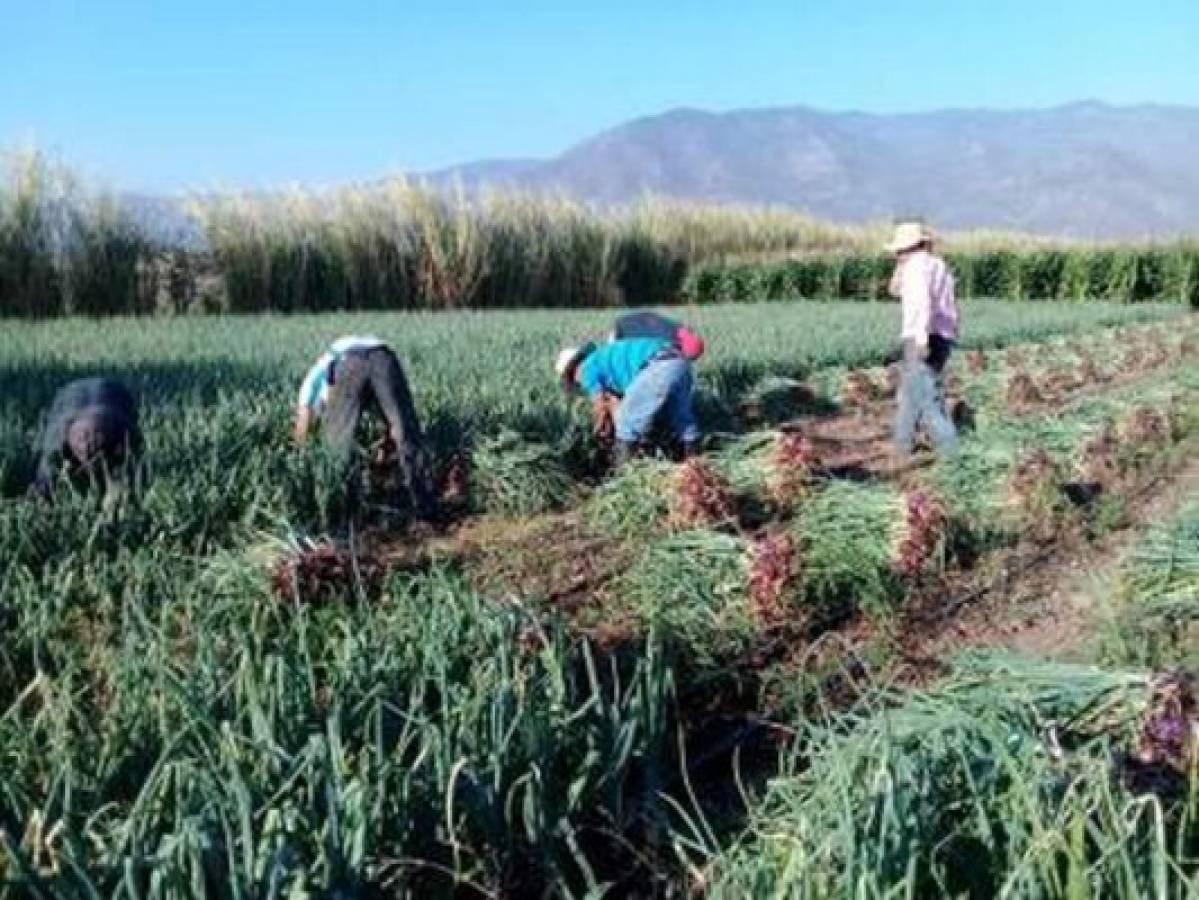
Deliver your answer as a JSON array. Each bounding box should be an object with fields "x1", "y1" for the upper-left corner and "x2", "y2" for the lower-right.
[{"x1": 899, "y1": 251, "x2": 959, "y2": 344}]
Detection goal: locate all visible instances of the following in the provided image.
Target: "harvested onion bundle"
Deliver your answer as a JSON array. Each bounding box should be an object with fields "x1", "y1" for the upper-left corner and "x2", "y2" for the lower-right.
[
  {"x1": 671, "y1": 457, "x2": 737, "y2": 528},
  {"x1": 890, "y1": 488, "x2": 946, "y2": 577},
  {"x1": 270, "y1": 537, "x2": 383, "y2": 604},
  {"x1": 766, "y1": 430, "x2": 818, "y2": 507},
  {"x1": 748, "y1": 531, "x2": 799, "y2": 625}
]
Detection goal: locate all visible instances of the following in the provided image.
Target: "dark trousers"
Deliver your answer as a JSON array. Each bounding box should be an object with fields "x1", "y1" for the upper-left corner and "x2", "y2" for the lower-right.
[{"x1": 323, "y1": 348, "x2": 437, "y2": 515}]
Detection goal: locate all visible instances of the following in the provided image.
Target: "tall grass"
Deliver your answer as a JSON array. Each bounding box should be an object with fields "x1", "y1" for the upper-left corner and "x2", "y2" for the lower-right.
[
  {"x1": 0, "y1": 148, "x2": 153, "y2": 317},
  {"x1": 193, "y1": 181, "x2": 891, "y2": 312},
  {"x1": 6, "y1": 146, "x2": 1199, "y2": 317}
]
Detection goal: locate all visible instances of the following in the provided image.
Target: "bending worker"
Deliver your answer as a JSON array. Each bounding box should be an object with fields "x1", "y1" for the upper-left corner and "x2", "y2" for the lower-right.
[
  {"x1": 556, "y1": 336, "x2": 700, "y2": 467},
  {"x1": 294, "y1": 335, "x2": 438, "y2": 518},
  {"x1": 886, "y1": 222, "x2": 960, "y2": 458},
  {"x1": 610, "y1": 310, "x2": 705, "y2": 360},
  {"x1": 31, "y1": 377, "x2": 143, "y2": 500}
]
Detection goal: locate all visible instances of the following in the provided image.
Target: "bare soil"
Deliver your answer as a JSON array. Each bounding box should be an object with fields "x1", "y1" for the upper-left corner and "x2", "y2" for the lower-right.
[
  {"x1": 358, "y1": 330, "x2": 1195, "y2": 678},
  {"x1": 892, "y1": 451, "x2": 1199, "y2": 684}
]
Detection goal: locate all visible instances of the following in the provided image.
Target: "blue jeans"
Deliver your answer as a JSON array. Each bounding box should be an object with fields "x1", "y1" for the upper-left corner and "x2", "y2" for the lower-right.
[
  {"x1": 894, "y1": 337, "x2": 957, "y2": 455},
  {"x1": 616, "y1": 356, "x2": 700, "y2": 445}
]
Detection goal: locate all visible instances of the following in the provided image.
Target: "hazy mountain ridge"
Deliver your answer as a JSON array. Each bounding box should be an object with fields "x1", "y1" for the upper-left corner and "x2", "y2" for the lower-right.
[{"x1": 430, "y1": 101, "x2": 1199, "y2": 238}]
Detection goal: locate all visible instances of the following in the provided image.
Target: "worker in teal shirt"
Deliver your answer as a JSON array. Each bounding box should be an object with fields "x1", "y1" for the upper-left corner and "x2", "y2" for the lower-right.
[{"x1": 555, "y1": 337, "x2": 700, "y2": 466}]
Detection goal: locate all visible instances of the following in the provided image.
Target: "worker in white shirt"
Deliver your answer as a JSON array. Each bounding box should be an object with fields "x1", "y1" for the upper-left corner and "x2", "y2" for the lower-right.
[
  {"x1": 294, "y1": 335, "x2": 438, "y2": 518},
  {"x1": 886, "y1": 222, "x2": 960, "y2": 457}
]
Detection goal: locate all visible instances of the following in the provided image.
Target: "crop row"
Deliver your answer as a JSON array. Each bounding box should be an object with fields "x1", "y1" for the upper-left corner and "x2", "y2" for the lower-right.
[
  {"x1": 568, "y1": 343, "x2": 1196, "y2": 672},
  {"x1": 0, "y1": 302, "x2": 1182, "y2": 509},
  {"x1": 685, "y1": 246, "x2": 1199, "y2": 306},
  {"x1": 702, "y1": 492, "x2": 1199, "y2": 897},
  {"x1": 702, "y1": 650, "x2": 1196, "y2": 897}
]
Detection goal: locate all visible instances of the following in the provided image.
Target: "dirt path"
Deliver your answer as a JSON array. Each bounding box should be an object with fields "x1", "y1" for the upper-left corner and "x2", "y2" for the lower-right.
[
  {"x1": 805, "y1": 328, "x2": 1193, "y2": 483},
  {"x1": 894, "y1": 452, "x2": 1199, "y2": 679}
]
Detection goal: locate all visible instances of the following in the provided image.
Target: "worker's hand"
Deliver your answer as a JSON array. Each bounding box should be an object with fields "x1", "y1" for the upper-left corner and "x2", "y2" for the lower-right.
[
  {"x1": 292, "y1": 407, "x2": 312, "y2": 446},
  {"x1": 592, "y1": 393, "x2": 617, "y2": 443},
  {"x1": 371, "y1": 435, "x2": 397, "y2": 465}
]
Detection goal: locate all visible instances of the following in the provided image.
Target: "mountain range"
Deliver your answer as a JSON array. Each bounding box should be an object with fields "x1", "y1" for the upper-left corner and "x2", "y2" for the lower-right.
[{"x1": 430, "y1": 101, "x2": 1199, "y2": 239}]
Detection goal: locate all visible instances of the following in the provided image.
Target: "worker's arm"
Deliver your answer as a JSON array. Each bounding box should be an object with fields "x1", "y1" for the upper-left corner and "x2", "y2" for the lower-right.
[
  {"x1": 292, "y1": 405, "x2": 314, "y2": 446},
  {"x1": 30, "y1": 430, "x2": 64, "y2": 499},
  {"x1": 591, "y1": 392, "x2": 619, "y2": 441},
  {"x1": 293, "y1": 355, "x2": 330, "y2": 446},
  {"x1": 901, "y1": 260, "x2": 932, "y2": 357},
  {"x1": 887, "y1": 259, "x2": 906, "y2": 299},
  {"x1": 28, "y1": 403, "x2": 72, "y2": 499},
  {"x1": 29, "y1": 453, "x2": 58, "y2": 500}
]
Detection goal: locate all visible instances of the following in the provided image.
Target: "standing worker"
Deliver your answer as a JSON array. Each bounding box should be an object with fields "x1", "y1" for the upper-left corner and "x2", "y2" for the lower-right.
[
  {"x1": 31, "y1": 377, "x2": 143, "y2": 500},
  {"x1": 610, "y1": 310, "x2": 706, "y2": 360},
  {"x1": 887, "y1": 222, "x2": 959, "y2": 458},
  {"x1": 556, "y1": 336, "x2": 700, "y2": 467},
  {"x1": 294, "y1": 335, "x2": 438, "y2": 518}
]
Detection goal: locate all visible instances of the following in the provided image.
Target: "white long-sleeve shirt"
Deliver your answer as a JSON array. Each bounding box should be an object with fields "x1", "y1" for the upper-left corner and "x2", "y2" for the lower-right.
[{"x1": 899, "y1": 251, "x2": 959, "y2": 344}]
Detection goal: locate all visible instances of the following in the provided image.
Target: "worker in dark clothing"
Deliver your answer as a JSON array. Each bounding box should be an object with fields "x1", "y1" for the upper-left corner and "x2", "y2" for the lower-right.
[
  {"x1": 294, "y1": 335, "x2": 438, "y2": 518},
  {"x1": 31, "y1": 377, "x2": 143, "y2": 500},
  {"x1": 611, "y1": 310, "x2": 705, "y2": 360}
]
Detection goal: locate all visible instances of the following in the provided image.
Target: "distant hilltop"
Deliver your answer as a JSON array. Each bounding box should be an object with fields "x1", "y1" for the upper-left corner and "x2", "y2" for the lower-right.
[{"x1": 429, "y1": 101, "x2": 1199, "y2": 240}]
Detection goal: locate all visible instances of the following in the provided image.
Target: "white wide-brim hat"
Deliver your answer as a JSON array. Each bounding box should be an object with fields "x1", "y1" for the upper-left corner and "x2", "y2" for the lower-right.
[
  {"x1": 885, "y1": 221, "x2": 932, "y2": 254},
  {"x1": 554, "y1": 342, "x2": 596, "y2": 381},
  {"x1": 555, "y1": 346, "x2": 581, "y2": 379}
]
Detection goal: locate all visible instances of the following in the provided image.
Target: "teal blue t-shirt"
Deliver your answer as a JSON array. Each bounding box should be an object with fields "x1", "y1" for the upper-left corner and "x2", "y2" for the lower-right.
[{"x1": 578, "y1": 338, "x2": 670, "y2": 397}]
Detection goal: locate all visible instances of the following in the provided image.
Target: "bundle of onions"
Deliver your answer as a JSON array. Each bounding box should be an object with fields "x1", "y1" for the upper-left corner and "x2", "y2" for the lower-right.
[
  {"x1": 748, "y1": 531, "x2": 799, "y2": 625},
  {"x1": 671, "y1": 458, "x2": 737, "y2": 529},
  {"x1": 271, "y1": 538, "x2": 383, "y2": 604},
  {"x1": 766, "y1": 430, "x2": 818, "y2": 507},
  {"x1": 890, "y1": 488, "x2": 946, "y2": 577},
  {"x1": 1130, "y1": 672, "x2": 1198, "y2": 782},
  {"x1": 1006, "y1": 448, "x2": 1065, "y2": 533},
  {"x1": 965, "y1": 349, "x2": 988, "y2": 374},
  {"x1": 1005, "y1": 372, "x2": 1043, "y2": 412},
  {"x1": 1119, "y1": 406, "x2": 1170, "y2": 451},
  {"x1": 840, "y1": 371, "x2": 880, "y2": 410},
  {"x1": 1078, "y1": 421, "x2": 1121, "y2": 486}
]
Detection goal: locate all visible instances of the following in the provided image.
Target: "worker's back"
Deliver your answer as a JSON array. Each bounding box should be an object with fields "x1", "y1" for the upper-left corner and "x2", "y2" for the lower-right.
[{"x1": 46, "y1": 377, "x2": 137, "y2": 422}]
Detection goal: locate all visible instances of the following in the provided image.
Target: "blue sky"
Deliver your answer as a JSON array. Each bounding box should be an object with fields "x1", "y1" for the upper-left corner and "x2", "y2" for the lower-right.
[{"x1": 3, "y1": 0, "x2": 1196, "y2": 192}]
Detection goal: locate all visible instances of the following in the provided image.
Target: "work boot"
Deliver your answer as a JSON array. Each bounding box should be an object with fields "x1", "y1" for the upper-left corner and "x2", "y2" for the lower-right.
[
  {"x1": 612, "y1": 440, "x2": 634, "y2": 469},
  {"x1": 681, "y1": 440, "x2": 701, "y2": 460}
]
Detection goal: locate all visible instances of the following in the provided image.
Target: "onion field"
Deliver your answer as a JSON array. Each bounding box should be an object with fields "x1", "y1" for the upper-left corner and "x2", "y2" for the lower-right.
[{"x1": 1, "y1": 300, "x2": 1196, "y2": 898}]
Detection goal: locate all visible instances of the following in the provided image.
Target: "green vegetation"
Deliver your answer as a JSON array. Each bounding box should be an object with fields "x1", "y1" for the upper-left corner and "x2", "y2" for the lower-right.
[
  {"x1": 1102, "y1": 503, "x2": 1199, "y2": 668},
  {"x1": 702, "y1": 652, "x2": 1194, "y2": 899},
  {"x1": 1, "y1": 302, "x2": 1196, "y2": 895},
  {"x1": 687, "y1": 246, "x2": 1199, "y2": 305},
  {"x1": 5, "y1": 149, "x2": 1198, "y2": 317},
  {"x1": 0, "y1": 149, "x2": 152, "y2": 317},
  {"x1": 1, "y1": 301, "x2": 1176, "y2": 476}
]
